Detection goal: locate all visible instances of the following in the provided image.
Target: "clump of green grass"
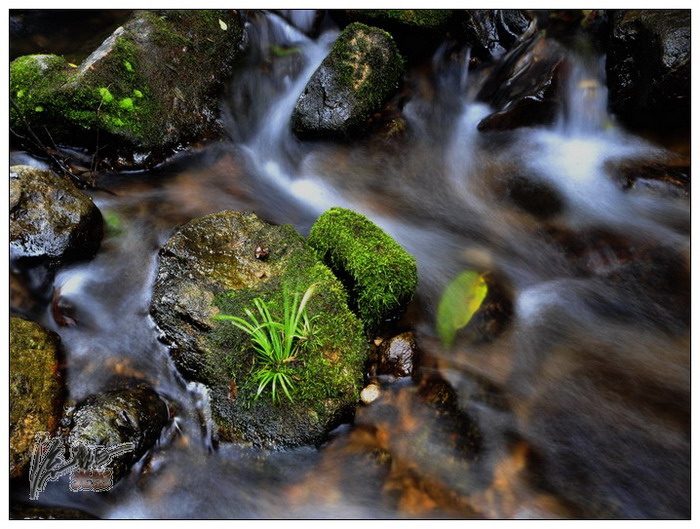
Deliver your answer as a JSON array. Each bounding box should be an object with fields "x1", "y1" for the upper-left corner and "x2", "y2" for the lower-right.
[{"x1": 215, "y1": 284, "x2": 317, "y2": 403}]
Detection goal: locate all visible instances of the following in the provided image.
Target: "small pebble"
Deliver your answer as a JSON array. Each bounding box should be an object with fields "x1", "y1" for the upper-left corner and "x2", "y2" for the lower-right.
[{"x1": 360, "y1": 383, "x2": 381, "y2": 404}]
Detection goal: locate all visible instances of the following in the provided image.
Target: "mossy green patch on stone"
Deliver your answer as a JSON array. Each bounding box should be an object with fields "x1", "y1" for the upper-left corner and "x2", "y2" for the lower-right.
[
  {"x1": 347, "y1": 9, "x2": 454, "y2": 30},
  {"x1": 151, "y1": 210, "x2": 369, "y2": 448},
  {"x1": 10, "y1": 10, "x2": 245, "y2": 158},
  {"x1": 307, "y1": 207, "x2": 418, "y2": 330},
  {"x1": 10, "y1": 317, "x2": 64, "y2": 478},
  {"x1": 330, "y1": 22, "x2": 405, "y2": 115}
]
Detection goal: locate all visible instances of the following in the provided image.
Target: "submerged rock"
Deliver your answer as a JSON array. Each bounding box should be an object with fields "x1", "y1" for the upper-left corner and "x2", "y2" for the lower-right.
[
  {"x1": 10, "y1": 10, "x2": 245, "y2": 165},
  {"x1": 496, "y1": 172, "x2": 565, "y2": 220},
  {"x1": 292, "y1": 22, "x2": 404, "y2": 139},
  {"x1": 10, "y1": 165, "x2": 103, "y2": 268},
  {"x1": 10, "y1": 317, "x2": 64, "y2": 478},
  {"x1": 307, "y1": 207, "x2": 418, "y2": 330},
  {"x1": 607, "y1": 10, "x2": 690, "y2": 132},
  {"x1": 151, "y1": 210, "x2": 368, "y2": 448},
  {"x1": 66, "y1": 383, "x2": 169, "y2": 482}
]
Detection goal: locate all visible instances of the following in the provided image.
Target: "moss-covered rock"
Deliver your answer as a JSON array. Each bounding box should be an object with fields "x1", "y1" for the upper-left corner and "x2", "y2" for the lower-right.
[
  {"x1": 150, "y1": 210, "x2": 368, "y2": 448},
  {"x1": 292, "y1": 22, "x2": 404, "y2": 139},
  {"x1": 66, "y1": 383, "x2": 169, "y2": 482},
  {"x1": 10, "y1": 317, "x2": 64, "y2": 478},
  {"x1": 333, "y1": 10, "x2": 455, "y2": 58},
  {"x1": 10, "y1": 165, "x2": 103, "y2": 267},
  {"x1": 307, "y1": 207, "x2": 418, "y2": 330},
  {"x1": 10, "y1": 10, "x2": 245, "y2": 163}
]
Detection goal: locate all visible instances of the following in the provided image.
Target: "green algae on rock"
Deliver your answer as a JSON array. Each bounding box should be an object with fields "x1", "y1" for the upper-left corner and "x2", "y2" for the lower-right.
[
  {"x1": 292, "y1": 22, "x2": 404, "y2": 138},
  {"x1": 151, "y1": 211, "x2": 368, "y2": 448},
  {"x1": 307, "y1": 207, "x2": 418, "y2": 330},
  {"x1": 10, "y1": 10, "x2": 245, "y2": 162},
  {"x1": 10, "y1": 317, "x2": 64, "y2": 478}
]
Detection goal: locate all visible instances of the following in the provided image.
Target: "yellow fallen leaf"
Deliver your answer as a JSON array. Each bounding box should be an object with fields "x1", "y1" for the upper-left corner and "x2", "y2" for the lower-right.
[
  {"x1": 436, "y1": 271, "x2": 488, "y2": 348},
  {"x1": 219, "y1": 19, "x2": 228, "y2": 31}
]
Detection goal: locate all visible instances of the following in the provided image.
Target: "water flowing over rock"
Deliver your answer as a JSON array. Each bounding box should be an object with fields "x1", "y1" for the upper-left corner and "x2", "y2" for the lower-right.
[
  {"x1": 10, "y1": 10, "x2": 245, "y2": 165},
  {"x1": 607, "y1": 10, "x2": 690, "y2": 132},
  {"x1": 10, "y1": 165, "x2": 103, "y2": 268},
  {"x1": 66, "y1": 383, "x2": 169, "y2": 482},
  {"x1": 151, "y1": 210, "x2": 368, "y2": 448},
  {"x1": 10, "y1": 317, "x2": 64, "y2": 478},
  {"x1": 292, "y1": 22, "x2": 404, "y2": 138}
]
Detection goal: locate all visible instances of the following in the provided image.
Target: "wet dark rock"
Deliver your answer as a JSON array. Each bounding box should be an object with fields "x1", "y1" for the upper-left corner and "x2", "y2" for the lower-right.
[
  {"x1": 10, "y1": 269, "x2": 36, "y2": 317},
  {"x1": 10, "y1": 10, "x2": 246, "y2": 166},
  {"x1": 292, "y1": 22, "x2": 404, "y2": 139},
  {"x1": 150, "y1": 210, "x2": 368, "y2": 449},
  {"x1": 10, "y1": 165, "x2": 103, "y2": 268},
  {"x1": 333, "y1": 10, "x2": 455, "y2": 58},
  {"x1": 477, "y1": 33, "x2": 565, "y2": 131},
  {"x1": 10, "y1": 504, "x2": 98, "y2": 520},
  {"x1": 456, "y1": 10, "x2": 532, "y2": 61},
  {"x1": 606, "y1": 10, "x2": 690, "y2": 132},
  {"x1": 378, "y1": 332, "x2": 417, "y2": 378},
  {"x1": 10, "y1": 317, "x2": 64, "y2": 478},
  {"x1": 66, "y1": 383, "x2": 169, "y2": 482},
  {"x1": 605, "y1": 158, "x2": 690, "y2": 198}
]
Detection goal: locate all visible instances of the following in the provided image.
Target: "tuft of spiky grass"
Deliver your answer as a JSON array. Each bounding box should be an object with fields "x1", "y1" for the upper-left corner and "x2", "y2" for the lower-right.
[{"x1": 215, "y1": 284, "x2": 317, "y2": 403}]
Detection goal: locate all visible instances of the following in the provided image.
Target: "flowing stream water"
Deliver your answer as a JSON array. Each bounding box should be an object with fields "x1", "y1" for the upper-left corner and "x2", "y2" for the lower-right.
[{"x1": 10, "y1": 11, "x2": 690, "y2": 519}]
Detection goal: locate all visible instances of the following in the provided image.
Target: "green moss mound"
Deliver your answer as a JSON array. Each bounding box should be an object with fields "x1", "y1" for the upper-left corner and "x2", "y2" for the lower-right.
[
  {"x1": 307, "y1": 207, "x2": 418, "y2": 330},
  {"x1": 210, "y1": 243, "x2": 368, "y2": 410}
]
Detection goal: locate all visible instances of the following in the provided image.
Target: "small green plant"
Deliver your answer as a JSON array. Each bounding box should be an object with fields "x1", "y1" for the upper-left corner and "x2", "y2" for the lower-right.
[{"x1": 215, "y1": 284, "x2": 317, "y2": 403}]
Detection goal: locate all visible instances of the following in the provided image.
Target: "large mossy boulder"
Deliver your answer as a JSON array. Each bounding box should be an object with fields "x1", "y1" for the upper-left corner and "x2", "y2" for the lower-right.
[
  {"x1": 10, "y1": 10, "x2": 245, "y2": 162},
  {"x1": 10, "y1": 317, "x2": 64, "y2": 478},
  {"x1": 606, "y1": 10, "x2": 690, "y2": 132},
  {"x1": 10, "y1": 165, "x2": 103, "y2": 267},
  {"x1": 66, "y1": 383, "x2": 169, "y2": 482},
  {"x1": 292, "y1": 22, "x2": 404, "y2": 139},
  {"x1": 307, "y1": 207, "x2": 418, "y2": 330},
  {"x1": 150, "y1": 210, "x2": 368, "y2": 448}
]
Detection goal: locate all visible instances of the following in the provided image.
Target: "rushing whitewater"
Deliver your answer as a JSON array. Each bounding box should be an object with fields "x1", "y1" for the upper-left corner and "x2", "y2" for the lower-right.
[{"x1": 12, "y1": 11, "x2": 689, "y2": 519}]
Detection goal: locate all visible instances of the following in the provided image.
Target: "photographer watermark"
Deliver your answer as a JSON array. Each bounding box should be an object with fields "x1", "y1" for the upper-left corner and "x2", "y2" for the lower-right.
[{"x1": 28, "y1": 431, "x2": 134, "y2": 500}]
